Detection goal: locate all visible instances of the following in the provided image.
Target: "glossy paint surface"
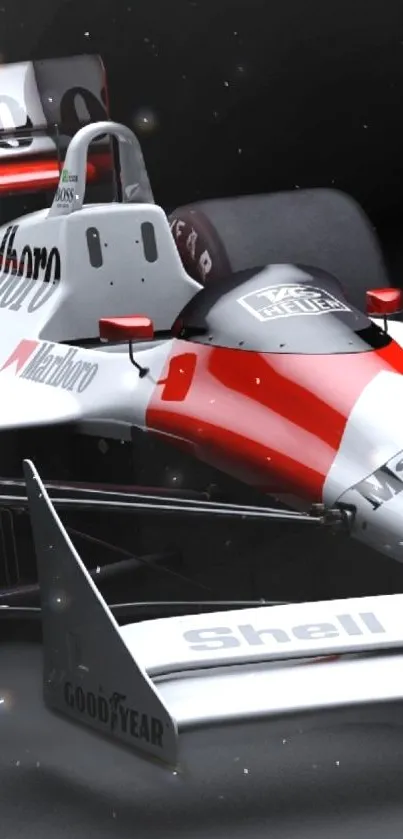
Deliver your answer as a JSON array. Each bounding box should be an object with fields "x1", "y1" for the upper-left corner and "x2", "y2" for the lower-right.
[{"x1": 147, "y1": 339, "x2": 403, "y2": 501}]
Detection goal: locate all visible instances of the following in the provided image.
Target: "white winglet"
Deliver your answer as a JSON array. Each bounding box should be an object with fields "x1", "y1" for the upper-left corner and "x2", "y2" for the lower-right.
[{"x1": 23, "y1": 459, "x2": 178, "y2": 766}]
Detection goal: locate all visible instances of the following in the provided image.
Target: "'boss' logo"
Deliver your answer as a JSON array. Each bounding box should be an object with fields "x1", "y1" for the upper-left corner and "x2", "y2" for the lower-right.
[{"x1": 55, "y1": 187, "x2": 75, "y2": 204}]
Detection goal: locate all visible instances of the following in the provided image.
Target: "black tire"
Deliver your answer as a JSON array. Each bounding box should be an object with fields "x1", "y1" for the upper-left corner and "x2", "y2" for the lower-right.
[{"x1": 169, "y1": 188, "x2": 390, "y2": 312}]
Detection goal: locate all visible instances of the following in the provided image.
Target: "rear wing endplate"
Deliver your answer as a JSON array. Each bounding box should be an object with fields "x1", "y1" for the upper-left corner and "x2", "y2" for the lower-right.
[{"x1": 23, "y1": 459, "x2": 178, "y2": 767}]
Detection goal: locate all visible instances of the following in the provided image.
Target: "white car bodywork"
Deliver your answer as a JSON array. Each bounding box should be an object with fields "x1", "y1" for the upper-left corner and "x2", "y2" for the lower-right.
[
  {"x1": 2, "y1": 119, "x2": 403, "y2": 566},
  {"x1": 0, "y1": 118, "x2": 401, "y2": 438},
  {"x1": 0, "y1": 121, "x2": 201, "y2": 434}
]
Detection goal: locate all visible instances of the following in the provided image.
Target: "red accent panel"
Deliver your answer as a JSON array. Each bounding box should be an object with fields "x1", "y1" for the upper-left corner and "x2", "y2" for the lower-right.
[
  {"x1": 159, "y1": 353, "x2": 197, "y2": 402},
  {"x1": 0, "y1": 151, "x2": 112, "y2": 195},
  {"x1": 146, "y1": 339, "x2": 403, "y2": 502},
  {"x1": 99, "y1": 316, "x2": 154, "y2": 342}
]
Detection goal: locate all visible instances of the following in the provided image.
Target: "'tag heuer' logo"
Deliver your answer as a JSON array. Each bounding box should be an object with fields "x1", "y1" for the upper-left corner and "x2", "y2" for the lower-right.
[
  {"x1": 238, "y1": 283, "x2": 351, "y2": 322},
  {"x1": 1, "y1": 339, "x2": 98, "y2": 393}
]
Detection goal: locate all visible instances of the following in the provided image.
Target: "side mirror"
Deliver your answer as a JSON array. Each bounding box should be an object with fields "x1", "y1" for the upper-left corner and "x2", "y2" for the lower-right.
[
  {"x1": 366, "y1": 288, "x2": 403, "y2": 317},
  {"x1": 99, "y1": 315, "x2": 154, "y2": 342}
]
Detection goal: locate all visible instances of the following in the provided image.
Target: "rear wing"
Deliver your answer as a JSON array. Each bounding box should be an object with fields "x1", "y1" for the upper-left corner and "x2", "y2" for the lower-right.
[
  {"x1": 0, "y1": 55, "x2": 112, "y2": 196},
  {"x1": 23, "y1": 460, "x2": 178, "y2": 767}
]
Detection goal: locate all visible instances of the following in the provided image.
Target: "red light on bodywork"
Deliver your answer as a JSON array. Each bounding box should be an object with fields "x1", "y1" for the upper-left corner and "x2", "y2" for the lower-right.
[
  {"x1": 366, "y1": 287, "x2": 403, "y2": 316},
  {"x1": 99, "y1": 315, "x2": 154, "y2": 342},
  {"x1": 0, "y1": 151, "x2": 113, "y2": 195}
]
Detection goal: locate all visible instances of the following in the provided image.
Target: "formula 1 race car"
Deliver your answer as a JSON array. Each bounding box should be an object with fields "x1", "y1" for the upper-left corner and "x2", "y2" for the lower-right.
[{"x1": 1, "y1": 53, "x2": 403, "y2": 610}]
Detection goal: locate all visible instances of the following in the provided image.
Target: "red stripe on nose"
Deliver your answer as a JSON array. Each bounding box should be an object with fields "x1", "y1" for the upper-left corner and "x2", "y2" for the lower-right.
[{"x1": 147, "y1": 340, "x2": 403, "y2": 501}]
